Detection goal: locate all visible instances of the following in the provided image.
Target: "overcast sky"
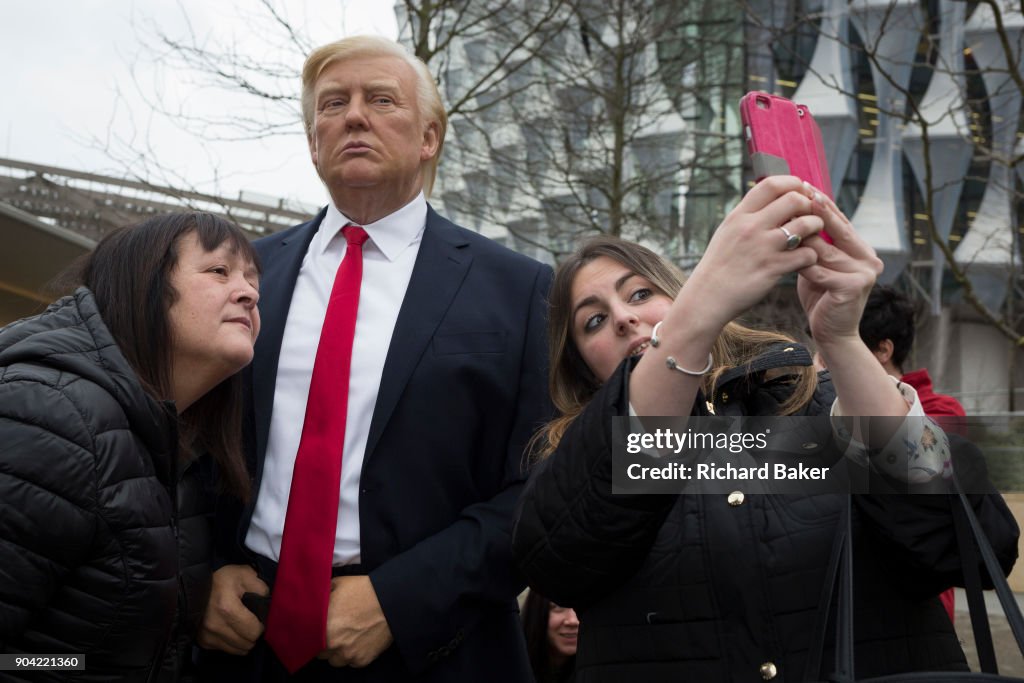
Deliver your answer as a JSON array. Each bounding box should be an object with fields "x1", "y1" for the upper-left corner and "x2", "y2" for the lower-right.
[{"x1": 0, "y1": 1, "x2": 397, "y2": 210}]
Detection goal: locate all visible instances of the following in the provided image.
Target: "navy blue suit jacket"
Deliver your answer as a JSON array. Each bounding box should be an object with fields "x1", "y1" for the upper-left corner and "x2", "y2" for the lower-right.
[{"x1": 216, "y1": 206, "x2": 552, "y2": 681}]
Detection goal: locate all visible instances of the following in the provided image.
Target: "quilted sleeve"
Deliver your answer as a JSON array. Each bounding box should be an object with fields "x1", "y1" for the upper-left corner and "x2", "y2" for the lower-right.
[{"x1": 0, "y1": 377, "x2": 98, "y2": 649}]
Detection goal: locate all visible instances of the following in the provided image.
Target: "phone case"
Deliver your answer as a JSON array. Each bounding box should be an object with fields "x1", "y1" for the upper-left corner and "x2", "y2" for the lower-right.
[{"x1": 740, "y1": 91, "x2": 834, "y2": 242}]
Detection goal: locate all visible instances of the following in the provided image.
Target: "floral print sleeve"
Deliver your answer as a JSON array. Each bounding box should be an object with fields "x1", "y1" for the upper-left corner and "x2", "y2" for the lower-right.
[{"x1": 830, "y1": 376, "x2": 952, "y2": 483}]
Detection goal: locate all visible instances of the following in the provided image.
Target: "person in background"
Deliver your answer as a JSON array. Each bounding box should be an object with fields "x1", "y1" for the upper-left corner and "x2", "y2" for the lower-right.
[
  {"x1": 858, "y1": 284, "x2": 966, "y2": 421},
  {"x1": 197, "y1": 34, "x2": 551, "y2": 682},
  {"x1": 0, "y1": 213, "x2": 260, "y2": 682},
  {"x1": 858, "y1": 282, "x2": 965, "y2": 622},
  {"x1": 522, "y1": 590, "x2": 578, "y2": 683},
  {"x1": 513, "y1": 178, "x2": 1019, "y2": 681}
]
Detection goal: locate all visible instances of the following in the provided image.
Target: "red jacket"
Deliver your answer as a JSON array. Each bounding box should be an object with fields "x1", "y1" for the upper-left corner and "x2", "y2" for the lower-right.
[
  {"x1": 901, "y1": 368, "x2": 966, "y2": 417},
  {"x1": 901, "y1": 368, "x2": 966, "y2": 438}
]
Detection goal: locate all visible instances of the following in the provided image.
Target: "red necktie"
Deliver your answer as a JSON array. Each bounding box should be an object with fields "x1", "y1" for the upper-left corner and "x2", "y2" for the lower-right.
[{"x1": 265, "y1": 224, "x2": 369, "y2": 673}]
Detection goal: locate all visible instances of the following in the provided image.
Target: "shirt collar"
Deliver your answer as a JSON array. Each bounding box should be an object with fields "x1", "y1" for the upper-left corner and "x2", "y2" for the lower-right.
[{"x1": 317, "y1": 193, "x2": 427, "y2": 261}]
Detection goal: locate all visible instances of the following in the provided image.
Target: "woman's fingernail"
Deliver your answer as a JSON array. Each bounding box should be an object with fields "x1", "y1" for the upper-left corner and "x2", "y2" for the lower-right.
[
  {"x1": 803, "y1": 181, "x2": 814, "y2": 196},
  {"x1": 814, "y1": 191, "x2": 825, "y2": 205}
]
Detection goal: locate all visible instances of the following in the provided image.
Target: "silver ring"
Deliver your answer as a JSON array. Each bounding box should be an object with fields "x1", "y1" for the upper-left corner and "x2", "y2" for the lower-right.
[{"x1": 779, "y1": 226, "x2": 801, "y2": 250}]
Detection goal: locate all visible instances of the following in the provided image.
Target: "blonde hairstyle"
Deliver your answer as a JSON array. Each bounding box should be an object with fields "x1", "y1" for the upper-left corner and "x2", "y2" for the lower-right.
[
  {"x1": 536, "y1": 235, "x2": 818, "y2": 458},
  {"x1": 301, "y1": 35, "x2": 448, "y2": 197}
]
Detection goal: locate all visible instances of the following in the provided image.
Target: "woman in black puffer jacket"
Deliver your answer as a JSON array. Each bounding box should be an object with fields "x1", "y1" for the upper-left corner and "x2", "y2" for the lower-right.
[
  {"x1": 0, "y1": 213, "x2": 260, "y2": 682},
  {"x1": 513, "y1": 179, "x2": 1019, "y2": 682}
]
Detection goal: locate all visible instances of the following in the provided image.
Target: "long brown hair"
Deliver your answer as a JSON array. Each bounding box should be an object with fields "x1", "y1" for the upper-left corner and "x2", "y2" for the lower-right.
[
  {"x1": 76, "y1": 212, "x2": 258, "y2": 500},
  {"x1": 537, "y1": 235, "x2": 817, "y2": 457}
]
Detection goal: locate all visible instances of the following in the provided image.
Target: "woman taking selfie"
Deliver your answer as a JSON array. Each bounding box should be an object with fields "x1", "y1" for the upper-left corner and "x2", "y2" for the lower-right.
[
  {"x1": 513, "y1": 176, "x2": 1018, "y2": 682},
  {"x1": 0, "y1": 213, "x2": 260, "y2": 682}
]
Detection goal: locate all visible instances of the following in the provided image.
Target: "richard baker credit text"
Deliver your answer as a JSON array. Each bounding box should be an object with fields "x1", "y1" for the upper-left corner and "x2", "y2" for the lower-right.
[{"x1": 626, "y1": 461, "x2": 829, "y2": 481}]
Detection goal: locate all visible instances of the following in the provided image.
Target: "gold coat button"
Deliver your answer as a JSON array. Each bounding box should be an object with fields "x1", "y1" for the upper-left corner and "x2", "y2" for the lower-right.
[
  {"x1": 760, "y1": 661, "x2": 778, "y2": 679},
  {"x1": 727, "y1": 491, "x2": 745, "y2": 506}
]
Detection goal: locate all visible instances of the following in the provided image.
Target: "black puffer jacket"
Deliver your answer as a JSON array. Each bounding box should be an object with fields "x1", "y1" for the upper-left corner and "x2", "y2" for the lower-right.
[
  {"x1": 513, "y1": 345, "x2": 1020, "y2": 683},
  {"x1": 157, "y1": 455, "x2": 216, "y2": 683},
  {"x1": 0, "y1": 289, "x2": 213, "y2": 682}
]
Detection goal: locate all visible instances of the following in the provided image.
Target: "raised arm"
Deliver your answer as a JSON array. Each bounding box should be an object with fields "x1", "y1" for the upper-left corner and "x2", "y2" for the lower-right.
[
  {"x1": 795, "y1": 194, "x2": 905, "y2": 418},
  {"x1": 630, "y1": 176, "x2": 821, "y2": 416}
]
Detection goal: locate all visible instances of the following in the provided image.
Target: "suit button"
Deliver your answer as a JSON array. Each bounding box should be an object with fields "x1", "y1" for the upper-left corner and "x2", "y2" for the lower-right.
[
  {"x1": 760, "y1": 661, "x2": 778, "y2": 679},
  {"x1": 727, "y1": 491, "x2": 745, "y2": 506}
]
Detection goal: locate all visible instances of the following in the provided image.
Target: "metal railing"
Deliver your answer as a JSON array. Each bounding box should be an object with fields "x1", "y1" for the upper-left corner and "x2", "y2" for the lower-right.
[{"x1": 0, "y1": 157, "x2": 317, "y2": 241}]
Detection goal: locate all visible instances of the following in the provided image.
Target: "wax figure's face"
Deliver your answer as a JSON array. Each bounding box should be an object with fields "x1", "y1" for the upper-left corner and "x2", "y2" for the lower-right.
[
  {"x1": 547, "y1": 603, "x2": 579, "y2": 662},
  {"x1": 307, "y1": 54, "x2": 439, "y2": 206},
  {"x1": 167, "y1": 232, "x2": 261, "y2": 383},
  {"x1": 570, "y1": 255, "x2": 673, "y2": 383}
]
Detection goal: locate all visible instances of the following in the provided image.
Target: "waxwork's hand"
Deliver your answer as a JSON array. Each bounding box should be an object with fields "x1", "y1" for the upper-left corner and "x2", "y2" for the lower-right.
[{"x1": 319, "y1": 575, "x2": 393, "y2": 668}]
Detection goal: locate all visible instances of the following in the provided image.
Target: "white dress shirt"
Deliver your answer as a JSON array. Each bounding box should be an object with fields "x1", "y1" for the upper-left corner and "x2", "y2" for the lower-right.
[{"x1": 246, "y1": 193, "x2": 427, "y2": 565}]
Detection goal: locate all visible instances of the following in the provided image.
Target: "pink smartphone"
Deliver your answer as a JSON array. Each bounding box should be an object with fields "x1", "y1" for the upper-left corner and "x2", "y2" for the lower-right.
[{"x1": 740, "y1": 91, "x2": 833, "y2": 242}]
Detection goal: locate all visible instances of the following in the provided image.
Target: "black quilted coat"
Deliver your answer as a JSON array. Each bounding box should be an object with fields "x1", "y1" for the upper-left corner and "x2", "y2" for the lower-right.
[
  {"x1": 513, "y1": 346, "x2": 1020, "y2": 683},
  {"x1": 0, "y1": 289, "x2": 214, "y2": 682}
]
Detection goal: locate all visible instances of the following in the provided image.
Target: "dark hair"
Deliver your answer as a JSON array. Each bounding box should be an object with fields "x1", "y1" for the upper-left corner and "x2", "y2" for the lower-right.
[
  {"x1": 858, "y1": 284, "x2": 914, "y2": 372},
  {"x1": 522, "y1": 590, "x2": 575, "y2": 682},
  {"x1": 76, "y1": 212, "x2": 259, "y2": 500}
]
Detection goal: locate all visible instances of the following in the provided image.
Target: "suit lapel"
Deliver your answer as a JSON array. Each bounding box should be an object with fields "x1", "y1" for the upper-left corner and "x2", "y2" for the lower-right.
[
  {"x1": 252, "y1": 209, "x2": 325, "y2": 470},
  {"x1": 364, "y1": 208, "x2": 472, "y2": 459}
]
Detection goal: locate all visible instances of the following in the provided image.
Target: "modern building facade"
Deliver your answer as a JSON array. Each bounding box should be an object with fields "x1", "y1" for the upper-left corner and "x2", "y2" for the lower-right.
[{"x1": 397, "y1": 0, "x2": 1024, "y2": 412}]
